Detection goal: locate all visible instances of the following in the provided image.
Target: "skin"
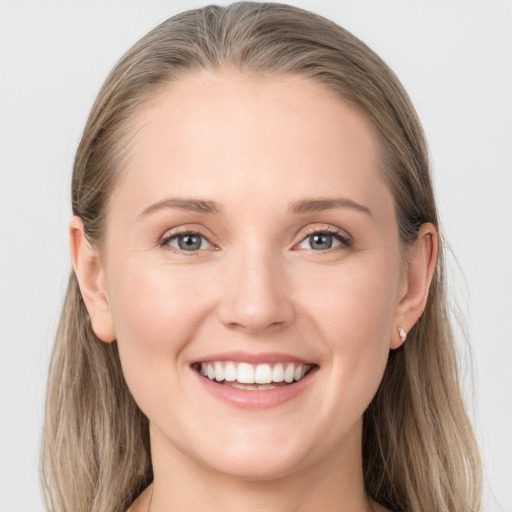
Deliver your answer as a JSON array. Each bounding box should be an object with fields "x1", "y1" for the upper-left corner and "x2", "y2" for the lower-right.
[{"x1": 70, "y1": 70, "x2": 437, "y2": 512}]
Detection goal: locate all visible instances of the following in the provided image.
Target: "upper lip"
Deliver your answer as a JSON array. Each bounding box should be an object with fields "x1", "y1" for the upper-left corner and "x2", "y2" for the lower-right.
[{"x1": 191, "y1": 351, "x2": 315, "y2": 365}]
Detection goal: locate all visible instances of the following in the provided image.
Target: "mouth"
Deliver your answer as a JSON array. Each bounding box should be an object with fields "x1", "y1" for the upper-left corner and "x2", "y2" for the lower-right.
[{"x1": 191, "y1": 361, "x2": 316, "y2": 391}]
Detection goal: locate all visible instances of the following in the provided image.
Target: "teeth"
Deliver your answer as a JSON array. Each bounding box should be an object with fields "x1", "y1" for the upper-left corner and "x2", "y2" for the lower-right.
[
  {"x1": 254, "y1": 364, "x2": 272, "y2": 384},
  {"x1": 257, "y1": 384, "x2": 277, "y2": 390},
  {"x1": 237, "y1": 363, "x2": 254, "y2": 384},
  {"x1": 284, "y1": 364, "x2": 295, "y2": 383},
  {"x1": 224, "y1": 362, "x2": 237, "y2": 382},
  {"x1": 272, "y1": 363, "x2": 284, "y2": 382},
  {"x1": 231, "y1": 382, "x2": 278, "y2": 391},
  {"x1": 198, "y1": 361, "x2": 312, "y2": 385},
  {"x1": 214, "y1": 362, "x2": 224, "y2": 381}
]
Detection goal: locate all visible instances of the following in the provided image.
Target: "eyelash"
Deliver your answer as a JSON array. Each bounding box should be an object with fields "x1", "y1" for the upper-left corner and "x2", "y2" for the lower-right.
[
  {"x1": 159, "y1": 228, "x2": 212, "y2": 256},
  {"x1": 300, "y1": 226, "x2": 352, "y2": 251},
  {"x1": 159, "y1": 226, "x2": 352, "y2": 255}
]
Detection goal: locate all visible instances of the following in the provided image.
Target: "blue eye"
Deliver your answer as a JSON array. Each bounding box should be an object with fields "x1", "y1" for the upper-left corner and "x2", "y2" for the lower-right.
[
  {"x1": 297, "y1": 230, "x2": 348, "y2": 251},
  {"x1": 161, "y1": 228, "x2": 349, "y2": 254},
  {"x1": 309, "y1": 233, "x2": 336, "y2": 250},
  {"x1": 164, "y1": 232, "x2": 211, "y2": 251}
]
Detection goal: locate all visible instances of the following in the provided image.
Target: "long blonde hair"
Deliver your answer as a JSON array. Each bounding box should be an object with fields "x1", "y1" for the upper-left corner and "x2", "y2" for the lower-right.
[{"x1": 41, "y1": 3, "x2": 481, "y2": 511}]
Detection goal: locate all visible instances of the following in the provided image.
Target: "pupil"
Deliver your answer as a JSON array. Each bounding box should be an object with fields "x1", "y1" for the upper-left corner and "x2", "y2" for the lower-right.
[
  {"x1": 311, "y1": 233, "x2": 332, "y2": 250},
  {"x1": 178, "y1": 234, "x2": 201, "y2": 251}
]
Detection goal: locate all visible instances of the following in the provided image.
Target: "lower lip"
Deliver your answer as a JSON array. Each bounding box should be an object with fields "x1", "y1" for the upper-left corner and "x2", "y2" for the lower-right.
[{"x1": 192, "y1": 367, "x2": 317, "y2": 410}]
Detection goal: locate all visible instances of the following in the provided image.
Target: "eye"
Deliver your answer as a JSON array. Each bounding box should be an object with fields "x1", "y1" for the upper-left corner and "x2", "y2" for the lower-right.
[
  {"x1": 161, "y1": 231, "x2": 213, "y2": 252},
  {"x1": 296, "y1": 228, "x2": 350, "y2": 251}
]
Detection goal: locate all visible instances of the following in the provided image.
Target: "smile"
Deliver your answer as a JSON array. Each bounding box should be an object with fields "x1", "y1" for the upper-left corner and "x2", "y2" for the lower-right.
[
  {"x1": 190, "y1": 353, "x2": 318, "y2": 409},
  {"x1": 193, "y1": 361, "x2": 314, "y2": 390}
]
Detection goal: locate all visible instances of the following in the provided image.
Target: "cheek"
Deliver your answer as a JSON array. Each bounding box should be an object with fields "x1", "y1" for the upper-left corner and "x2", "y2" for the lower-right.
[
  {"x1": 297, "y1": 255, "x2": 399, "y2": 401},
  {"x1": 109, "y1": 258, "x2": 212, "y2": 339},
  {"x1": 105, "y1": 262, "x2": 215, "y2": 402},
  {"x1": 298, "y1": 254, "x2": 399, "y2": 341}
]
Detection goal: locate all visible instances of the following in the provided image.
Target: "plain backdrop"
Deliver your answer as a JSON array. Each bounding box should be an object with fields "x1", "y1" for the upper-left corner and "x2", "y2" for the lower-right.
[{"x1": 1, "y1": 1, "x2": 511, "y2": 511}]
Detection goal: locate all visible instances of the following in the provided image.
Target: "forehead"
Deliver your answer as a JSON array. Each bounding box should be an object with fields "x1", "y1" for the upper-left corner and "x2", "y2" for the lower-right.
[{"x1": 110, "y1": 69, "x2": 393, "y2": 221}]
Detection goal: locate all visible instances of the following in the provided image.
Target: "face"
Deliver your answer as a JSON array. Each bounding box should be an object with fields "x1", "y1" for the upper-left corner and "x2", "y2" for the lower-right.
[{"x1": 95, "y1": 70, "x2": 408, "y2": 479}]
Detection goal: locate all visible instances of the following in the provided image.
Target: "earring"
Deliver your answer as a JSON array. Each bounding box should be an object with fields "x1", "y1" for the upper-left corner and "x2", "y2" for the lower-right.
[{"x1": 397, "y1": 326, "x2": 407, "y2": 342}]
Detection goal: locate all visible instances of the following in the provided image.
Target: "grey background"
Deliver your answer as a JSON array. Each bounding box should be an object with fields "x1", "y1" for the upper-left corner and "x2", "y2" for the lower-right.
[{"x1": 1, "y1": 1, "x2": 511, "y2": 510}]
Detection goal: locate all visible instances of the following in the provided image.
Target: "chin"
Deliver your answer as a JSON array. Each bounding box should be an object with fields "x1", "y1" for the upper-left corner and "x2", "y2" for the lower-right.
[
  {"x1": 184, "y1": 420, "x2": 338, "y2": 482},
  {"x1": 201, "y1": 447, "x2": 307, "y2": 482}
]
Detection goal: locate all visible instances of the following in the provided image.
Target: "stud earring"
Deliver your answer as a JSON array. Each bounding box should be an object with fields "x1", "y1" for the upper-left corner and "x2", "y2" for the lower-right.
[{"x1": 397, "y1": 326, "x2": 407, "y2": 343}]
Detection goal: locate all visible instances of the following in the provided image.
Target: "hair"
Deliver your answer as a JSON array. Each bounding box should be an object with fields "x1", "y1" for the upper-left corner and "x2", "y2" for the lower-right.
[{"x1": 41, "y1": 3, "x2": 482, "y2": 511}]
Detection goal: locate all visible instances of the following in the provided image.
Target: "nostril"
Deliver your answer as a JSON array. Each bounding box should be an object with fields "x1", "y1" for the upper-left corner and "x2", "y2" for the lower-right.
[
  {"x1": 215, "y1": 280, "x2": 295, "y2": 333},
  {"x1": 225, "y1": 319, "x2": 288, "y2": 334}
]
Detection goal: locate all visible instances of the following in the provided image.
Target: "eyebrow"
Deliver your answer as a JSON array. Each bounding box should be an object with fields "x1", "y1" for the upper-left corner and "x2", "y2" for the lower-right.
[
  {"x1": 138, "y1": 198, "x2": 223, "y2": 218},
  {"x1": 288, "y1": 198, "x2": 372, "y2": 217},
  {"x1": 138, "y1": 196, "x2": 372, "y2": 218}
]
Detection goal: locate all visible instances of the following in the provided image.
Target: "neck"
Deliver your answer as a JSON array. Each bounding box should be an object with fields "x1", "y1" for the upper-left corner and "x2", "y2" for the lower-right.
[{"x1": 145, "y1": 421, "x2": 374, "y2": 512}]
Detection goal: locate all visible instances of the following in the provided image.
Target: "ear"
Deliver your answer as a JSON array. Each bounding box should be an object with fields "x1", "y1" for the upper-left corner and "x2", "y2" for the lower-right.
[
  {"x1": 391, "y1": 222, "x2": 438, "y2": 349},
  {"x1": 69, "y1": 216, "x2": 116, "y2": 343}
]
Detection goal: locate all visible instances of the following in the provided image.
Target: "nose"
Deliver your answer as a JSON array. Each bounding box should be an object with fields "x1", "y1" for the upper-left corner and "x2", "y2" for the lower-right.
[{"x1": 216, "y1": 247, "x2": 295, "y2": 334}]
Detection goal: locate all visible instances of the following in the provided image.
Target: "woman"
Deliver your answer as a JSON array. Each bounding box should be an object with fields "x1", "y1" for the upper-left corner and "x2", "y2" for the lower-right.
[{"x1": 41, "y1": 3, "x2": 481, "y2": 511}]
